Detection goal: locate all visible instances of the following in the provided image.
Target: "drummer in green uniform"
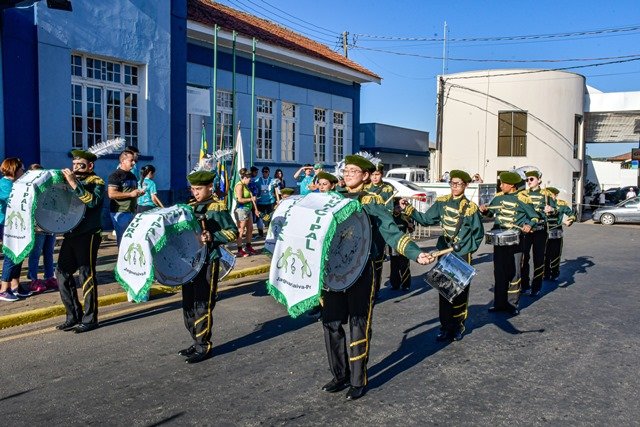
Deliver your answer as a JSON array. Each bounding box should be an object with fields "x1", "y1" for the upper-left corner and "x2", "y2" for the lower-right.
[
  {"x1": 315, "y1": 171, "x2": 339, "y2": 193},
  {"x1": 544, "y1": 187, "x2": 576, "y2": 281},
  {"x1": 321, "y1": 154, "x2": 434, "y2": 401},
  {"x1": 178, "y1": 170, "x2": 238, "y2": 364},
  {"x1": 400, "y1": 170, "x2": 484, "y2": 341},
  {"x1": 365, "y1": 163, "x2": 395, "y2": 299},
  {"x1": 520, "y1": 170, "x2": 557, "y2": 297},
  {"x1": 479, "y1": 171, "x2": 539, "y2": 316}
]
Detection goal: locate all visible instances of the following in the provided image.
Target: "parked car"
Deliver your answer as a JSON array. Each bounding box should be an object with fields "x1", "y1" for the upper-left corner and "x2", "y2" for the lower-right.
[
  {"x1": 383, "y1": 177, "x2": 437, "y2": 210},
  {"x1": 592, "y1": 196, "x2": 640, "y2": 225},
  {"x1": 385, "y1": 168, "x2": 428, "y2": 183}
]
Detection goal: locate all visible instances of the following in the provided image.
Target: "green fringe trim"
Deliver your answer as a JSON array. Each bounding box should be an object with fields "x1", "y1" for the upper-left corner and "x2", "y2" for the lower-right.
[
  {"x1": 2, "y1": 171, "x2": 65, "y2": 263},
  {"x1": 115, "y1": 205, "x2": 199, "y2": 302},
  {"x1": 266, "y1": 279, "x2": 320, "y2": 318}
]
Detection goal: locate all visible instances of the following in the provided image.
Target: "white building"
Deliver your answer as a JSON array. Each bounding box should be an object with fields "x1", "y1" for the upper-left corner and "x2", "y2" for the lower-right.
[{"x1": 434, "y1": 69, "x2": 640, "y2": 214}]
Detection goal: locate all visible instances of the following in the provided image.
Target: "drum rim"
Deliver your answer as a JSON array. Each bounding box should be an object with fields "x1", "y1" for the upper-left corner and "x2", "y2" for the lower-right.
[
  {"x1": 34, "y1": 183, "x2": 87, "y2": 234},
  {"x1": 217, "y1": 245, "x2": 236, "y2": 281},
  {"x1": 153, "y1": 226, "x2": 207, "y2": 286}
]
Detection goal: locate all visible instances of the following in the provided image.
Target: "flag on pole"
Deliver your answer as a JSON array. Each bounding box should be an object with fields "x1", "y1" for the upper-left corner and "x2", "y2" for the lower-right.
[
  {"x1": 218, "y1": 160, "x2": 227, "y2": 199},
  {"x1": 229, "y1": 125, "x2": 244, "y2": 212},
  {"x1": 199, "y1": 124, "x2": 208, "y2": 160}
]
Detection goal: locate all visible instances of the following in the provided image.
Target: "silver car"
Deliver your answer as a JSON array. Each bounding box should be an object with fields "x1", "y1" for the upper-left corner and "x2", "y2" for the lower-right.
[{"x1": 592, "y1": 196, "x2": 640, "y2": 225}]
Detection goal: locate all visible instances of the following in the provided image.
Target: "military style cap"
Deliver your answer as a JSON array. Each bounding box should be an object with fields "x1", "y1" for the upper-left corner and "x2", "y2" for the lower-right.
[
  {"x1": 525, "y1": 170, "x2": 541, "y2": 179},
  {"x1": 70, "y1": 150, "x2": 97, "y2": 162},
  {"x1": 547, "y1": 187, "x2": 559, "y2": 195},
  {"x1": 450, "y1": 170, "x2": 471, "y2": 183},
  {"x1": 499, "y1": 171, "x2": 522, "y2": 185},
  {"x1": 280, "y1": 188, "x2": 295, "y2": 195},
  {"x1": 313, "y1": 162, "x2": 324, "y2": 169},
  {"x1": 188, "y1": 171, "x2": 217, "y2": 186},
  {"x1": 375, "y1": 162, "x2": 385, "y2": 172},
  {"x1": 345, "y1": 154, "x2": 375, "y2": 172},
  {"x1": 316, "y1": 171, "x2": 338, "y2": 184}
]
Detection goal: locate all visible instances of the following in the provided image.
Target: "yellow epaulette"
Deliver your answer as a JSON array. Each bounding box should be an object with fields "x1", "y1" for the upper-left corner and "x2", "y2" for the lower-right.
[
  {"x1": 436, "y1": 194, "x2": 451, "y2": 202},
  {"x1": 361, "y1": 193, "x2": 384, "y2": 205},
  {"x1": 465, "y1": 201, "x2": 479, "y2": 216},
  {"x1": 517, "y1": 191, "x2": 533, "y2": 204},
  {"x1": 494, "y1": 191, "x2": 504, "y2": 197},
  {"x1": 84, "y1": 175, "x2": 105, "y2": 185},
  {"x1": 557, "y1": 199, "x2": 569, "y2": 207},
  {"x1": 206, "y1": 199, "x2": 228, "y2": 212},
  {"x1": 540, "y1": 188, "x2": 555, "y2": 197},
  {"x1": 382, "y1": 184, "x2": 394, "y2": 193}
]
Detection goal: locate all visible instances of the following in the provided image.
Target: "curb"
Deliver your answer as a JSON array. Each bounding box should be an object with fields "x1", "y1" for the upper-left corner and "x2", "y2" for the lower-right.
[{"x1": 0, "y1": 263, "x2": 271, "y2": 330}]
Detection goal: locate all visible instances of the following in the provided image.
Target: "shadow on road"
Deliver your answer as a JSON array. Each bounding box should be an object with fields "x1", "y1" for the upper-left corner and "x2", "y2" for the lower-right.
[
  {"x1": 147, "y1": 412, "x2": 185, "y2": 426},
  {"x1": 99, "y1": 301, "x2": 182, "y2": 328},
  {"x1": 557, "y1": 256, "x2": 595, "y2": 288},
  {"x1": 471, "y1": 252, "x2": 493, "y2": 266},
  {"x1": 0, "y1": 389, "x2": 34, "y2": 402}
]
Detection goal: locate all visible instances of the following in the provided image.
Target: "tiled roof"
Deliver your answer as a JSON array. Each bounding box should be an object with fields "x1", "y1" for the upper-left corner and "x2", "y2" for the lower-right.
[
  {"x1": 607, "y1": 152, "x2": 632, "y2": 161},
  {"x1": 187, "y1": 0, "x2": 380, "y2": 81}
]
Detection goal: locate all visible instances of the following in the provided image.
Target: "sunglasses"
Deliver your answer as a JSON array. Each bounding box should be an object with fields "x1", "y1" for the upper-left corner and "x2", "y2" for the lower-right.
[
  {"x1": 72, "y1": 163, "x2": 88, "y2": 170},
  {"x1": 526, "y1": 177, "x2": 537, "y2": 181}
]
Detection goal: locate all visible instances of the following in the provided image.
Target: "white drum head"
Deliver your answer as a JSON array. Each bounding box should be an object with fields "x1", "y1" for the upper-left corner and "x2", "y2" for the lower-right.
[
  {"x1": 154, "y1": 227, "x2": 207, "y2": 286},
  {"x1": 34, "y1": 183, "x2": 86, "y2": 233},
  {"x1": 218, "y1": 246, "x2": 236, "y2": 280}
]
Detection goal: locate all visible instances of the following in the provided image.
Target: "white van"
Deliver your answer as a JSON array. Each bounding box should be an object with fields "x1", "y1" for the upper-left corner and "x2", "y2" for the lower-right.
[{"x1": 385, "y1": 168, "x2": 428, "y2": 183}]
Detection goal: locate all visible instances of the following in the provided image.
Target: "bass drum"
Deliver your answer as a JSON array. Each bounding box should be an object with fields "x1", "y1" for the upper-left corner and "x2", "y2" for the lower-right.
[
  {"x1": 323, "y1": 210, "x2": 372, "y2": 292},
  {"x1": 34, "y1": 183, "x2": 86, "y2": 233},
  {"x1": 154, "y1": 226, "x2": 207, "y2": 286},
  {"x1": 217, "y1": 246, "x2": 236, "y2": 280}
]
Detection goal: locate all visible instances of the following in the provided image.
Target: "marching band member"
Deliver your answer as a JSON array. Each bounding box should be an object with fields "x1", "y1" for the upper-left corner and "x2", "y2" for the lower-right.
[
  {"x1": 389, "y1": 198, "x2": 414, "y2": 291},
  {"x1": 179, "y1": 170, "x2": 238, "y2": 364},
  {"x1": 479, "y1": 171, "x2": 539, "y2": 316},
  {"x1": 400, "y1": 170, "x2": 484, "y2": 341},
  {"x1": 315, "y1": 171, "x2": 338, "y2": 193},
  {"x1": 55, "y1": 150, "x2": 105, "y2": 333},
  {"x1": 321, "y1": 154, "x2": 434, "y2": 401},
  {"x1": 520, "y1": 170, "x2": 557, "y2": 297},
  {"x1": 544, "y1": 187, "x2": 576, "y2": 281}
]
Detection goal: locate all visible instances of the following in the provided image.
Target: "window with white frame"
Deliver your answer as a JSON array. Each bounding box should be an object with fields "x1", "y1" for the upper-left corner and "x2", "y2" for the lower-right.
[
  {"x1": 256, "y1": 97, "x2": 273, "y2": 160},
  {"x1": 314, "y1": 108, "x2": 326, "y2": 163},
  {"x1": 333, "y1": 111, "x2": 345, "y2": 163},
  {"x1": 70, "y1": 53, "x2": 141, "y2": 148},
  {"x1": 281, "y1": 102, "x2": 297, "y2": 162},
  {"x1": 216, "y1": 90, "x2": 233, "y2": 149}
]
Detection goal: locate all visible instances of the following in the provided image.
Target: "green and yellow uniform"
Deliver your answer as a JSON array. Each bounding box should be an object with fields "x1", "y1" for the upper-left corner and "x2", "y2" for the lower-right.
[
  {"x1": 544, "y1": 199, "x2": 576, "y2": 280},
  {"x1": 484, "y1": 191, "x2": 539, "y2": 312},
  {"x1": 363, "y1": 181, "x2": 395, "y2": 298},
  {"x1": 405, "y1": 194, "x2": 484, "y2": 335},
  {"x1": 520, "y1": 187, "x2": 557, "y2": 294},
  {"x1": 182, "y1": 195, "x2": 238, "y2": 356},
  {"x1": 55, "y1": 173, "x2": 105, "y2": 327},
  {"x1": 322, "y1": 189, "x2": 422, "y2": 389},
  {"x1": 389, "y1": 210, "x2": 413, "y2": 290}
]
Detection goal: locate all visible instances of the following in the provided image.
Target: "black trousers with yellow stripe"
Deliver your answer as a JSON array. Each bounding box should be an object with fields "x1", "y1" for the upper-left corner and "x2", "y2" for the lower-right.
[
  {"x1": 389, "y1": 255, "x2": 411, "y2": 289},
  {"x1": 521, "y1": 228, "x2": 547, "y2": 293},
  {"x1": 182, "y1": 259, "x2": 220, "y2": 354},
  {"x1": 321, "y1": 261, "x2": 375, "y2": 388},
  {"x1": 493, "y1": 242, "x2": 523, "y2": 310},
  {"x1": 372, "y1": 255, "x2": 385, "y2": 296},
  {"x1": 55, "y1": 231, "x2": 102, "y2": 325},
  {"x1": 544, "y1": 236, "x2": 563, "y2": 279},
  {"x1": 439, "y1": 253, "x2": 471, "y2": 333}
]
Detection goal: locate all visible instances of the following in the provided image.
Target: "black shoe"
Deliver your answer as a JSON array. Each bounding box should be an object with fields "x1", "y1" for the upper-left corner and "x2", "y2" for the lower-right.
[
  {"x1": 178, "y1": 345, "x2": 196, "y2": 357},
  {"x1": 452, "y1": 330, "x2": 464, "y2": 341},
  {"x1": 508, "y1": 307, "x2": 520, "y2": 316},
  {"x1": 530, "y1": 291, "x2": 541, "y2": 297},
  {"x1": 56, "y1": 319, "x2": 78, "y2": 331},
  {"x1": 346, "y1": 386, "x2": 366, "y2": 400},
  {"x1": 436, "y1": 331, "x2": 452, "y2": 342},
  {"x1": 322, "y1": 378, "x2": 349, "y2": 393},
  {"x1": 74, "y1": 322, "x2": 99, "y2": 333},
  {"x1": 185, "y1": 351, "x2": 212, "y2": 364}
]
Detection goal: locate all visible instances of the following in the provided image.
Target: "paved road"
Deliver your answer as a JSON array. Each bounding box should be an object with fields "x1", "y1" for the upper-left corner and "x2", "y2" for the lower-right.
[{"x1": 2, "y1": 222, "x2": 639, "y2": 425}]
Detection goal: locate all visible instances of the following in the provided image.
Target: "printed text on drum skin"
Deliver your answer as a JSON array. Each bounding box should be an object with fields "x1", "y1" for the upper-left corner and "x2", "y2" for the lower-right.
[{"x1": 304, "y1": 195, "x2": 343, "y2": 251}]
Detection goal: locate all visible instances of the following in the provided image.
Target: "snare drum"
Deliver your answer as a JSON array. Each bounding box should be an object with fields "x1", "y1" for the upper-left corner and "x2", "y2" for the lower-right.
[
  {"x1": 484, "y1": 229, "x2": 520, "y2": 246},
  {"x1": 34, "y1": 183, "x2": 86, "y2": 233},
  {"x1": 423, "y1": 253, "x2": 477, "y2": 303},
  {"x1": 153, "y1": 226, "x2": 207, "y2": 286},
  {"x1": 547, "y1": 229, "x2": 563, "y2": 239}
]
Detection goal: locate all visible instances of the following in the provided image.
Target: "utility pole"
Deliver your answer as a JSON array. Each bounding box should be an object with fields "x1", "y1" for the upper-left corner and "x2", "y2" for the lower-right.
[
  {"x1": 342, "y1": 31, "x2": 349, "y2": 58},
  {"x1": 442, "y1": 21, "x2": 448, "y2": 75},
  {"x1": 435, "y1": 76, "x2": 445, "y2": 181}
]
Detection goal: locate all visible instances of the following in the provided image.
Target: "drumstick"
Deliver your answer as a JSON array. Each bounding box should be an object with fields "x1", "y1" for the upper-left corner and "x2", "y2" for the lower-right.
[{"x1": 430, "y1": 247, "x2": 454, "y2": 257}]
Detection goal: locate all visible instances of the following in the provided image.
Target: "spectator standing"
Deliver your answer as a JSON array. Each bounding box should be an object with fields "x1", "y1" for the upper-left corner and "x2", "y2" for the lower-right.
[
  {"x1": 598, "y1": 192, "x2": 606, "y2": 207},
  {"x1": 27, "y1": 163, "x2": 58, "y2": 294},
  {"x1": 0, "y1": 158, "x2": 31, "y2": 302},
  {"x1": 137, "y1": 165, "x2": 164, "y2": 213},
  {"x1": 255, "y1": 166, "x2": 276, "y2": 237},
  {"x1": 108, "y1": 150, "x2": 145, "y2": 247},
  {"x1": 626, "y1": 188, "x2": 637, "y2": 200},
  {"x1": 293, "y1": 164, "x2": 314, "y2": 195},
  {"x1": 274, "y1": 168, "x2": 286, "y2": 201},
  {"x1": 233, "y1": 168, "x2": 260, "y2": 257},
  {"x1": 472, "y1": 173, "x2": 483, "y2": 183}
]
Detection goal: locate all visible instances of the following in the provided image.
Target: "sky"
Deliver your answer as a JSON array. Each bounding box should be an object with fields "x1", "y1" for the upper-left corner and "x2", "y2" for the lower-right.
[{"x1": 217, "y1": 0, "x2": 640, "y2": 157}]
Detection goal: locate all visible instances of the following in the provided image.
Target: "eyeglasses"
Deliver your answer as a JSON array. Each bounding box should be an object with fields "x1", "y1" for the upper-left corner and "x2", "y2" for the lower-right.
[
  {"x1": 343, "y1": 168, "x2": 363, "y2": 176},
  {"x1": 449, "y1": 181, "x2": 465, "y2": 187},
  {"x1": 526, "y1": 177, "x2": 537, "y2": 181},
  {"x1": 72, "y1": 163, "x2": 88, "y2": 169}
]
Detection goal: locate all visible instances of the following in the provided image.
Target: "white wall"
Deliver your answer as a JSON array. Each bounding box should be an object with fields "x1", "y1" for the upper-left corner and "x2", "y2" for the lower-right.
[
  {"x1": 437, "y1": 70, "x2": 584, "y2": 203},
  {"x1": 586, "y1": 159, "x2": 639, "y2": 190}
]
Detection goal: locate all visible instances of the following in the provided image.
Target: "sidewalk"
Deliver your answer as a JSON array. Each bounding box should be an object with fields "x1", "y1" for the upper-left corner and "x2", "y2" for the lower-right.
[{"x1": 0, "y1": 233, "x2": 271, "y2": 328}]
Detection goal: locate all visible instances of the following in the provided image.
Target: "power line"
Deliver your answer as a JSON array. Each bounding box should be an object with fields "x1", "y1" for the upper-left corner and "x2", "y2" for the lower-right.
[
  {"x1": 349, "y1": 45, "x2": 640, "y2": 64},
  {"x1": 257, "y1": 0, "x2": 339, "y2": 36},
  {"x1": 225, "y1": 0, "x2": 339, "y2": 44},
  {"x1": 354, "y1": 24, "x2": 640, "y2": 43}
]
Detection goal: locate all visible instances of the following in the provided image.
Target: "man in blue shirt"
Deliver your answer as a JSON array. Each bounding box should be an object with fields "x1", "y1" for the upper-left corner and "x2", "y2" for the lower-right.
[
  {"x1": 293, "y1": 163, "x2": 314, "y2": 196},
  {"x1": 255, "y1": 166, "x2": 276, "y2": 237}
]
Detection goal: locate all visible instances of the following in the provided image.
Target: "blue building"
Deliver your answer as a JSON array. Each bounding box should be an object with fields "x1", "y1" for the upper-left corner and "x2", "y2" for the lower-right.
[{"x1": 1, "y1": 0, "x2": 379, "y2": 202}]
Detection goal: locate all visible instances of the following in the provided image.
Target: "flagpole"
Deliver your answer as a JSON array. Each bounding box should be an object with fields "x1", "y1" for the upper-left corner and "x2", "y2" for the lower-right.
[
  {"x1": 212, "y1": 24, "x2": 219, "y2": 152},
  {"x1": 232, "y1": 30, "x2": 237, "y2": 152},
  {"x1": 250, "y1": 37, "x2": 256, "y2": 167}
]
